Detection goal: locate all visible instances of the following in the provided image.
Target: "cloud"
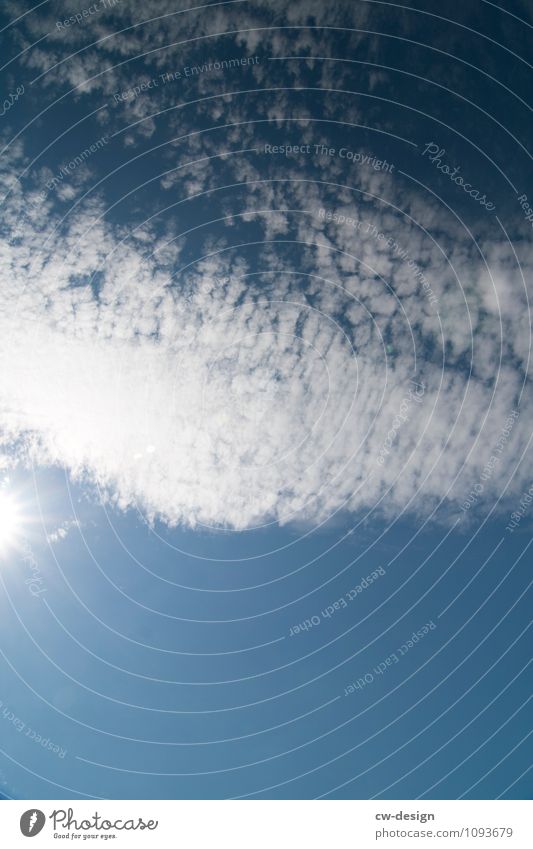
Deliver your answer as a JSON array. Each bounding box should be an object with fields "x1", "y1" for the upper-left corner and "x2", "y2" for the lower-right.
[
  {"x1": 46, "y1": 518, "x2": 81, "y2": 544},
  {"x1": 0, "y1": 134, "x2": 531, "y2": 532}
]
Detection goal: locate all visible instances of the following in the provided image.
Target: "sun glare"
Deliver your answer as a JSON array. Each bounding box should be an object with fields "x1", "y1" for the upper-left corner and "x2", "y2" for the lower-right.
[{"x1": 0, "y1": 491, "x2": 21, "y2": 550}]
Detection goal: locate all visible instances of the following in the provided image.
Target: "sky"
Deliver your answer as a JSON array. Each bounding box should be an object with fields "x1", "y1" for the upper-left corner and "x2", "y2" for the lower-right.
[{"x1": 0, "y1": 0, "x2": 531, "y2": 800}]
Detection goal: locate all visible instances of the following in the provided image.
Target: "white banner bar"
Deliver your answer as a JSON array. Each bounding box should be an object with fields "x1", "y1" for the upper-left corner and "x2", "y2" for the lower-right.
[{"x1": 0, "y1": 799, "x2": 531, "y2": 848}]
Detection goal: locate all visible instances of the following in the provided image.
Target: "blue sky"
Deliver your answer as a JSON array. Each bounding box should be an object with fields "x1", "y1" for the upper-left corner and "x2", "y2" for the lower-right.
[{"x1": 0, "y1": 0, "x2": 531, "y2": 799}]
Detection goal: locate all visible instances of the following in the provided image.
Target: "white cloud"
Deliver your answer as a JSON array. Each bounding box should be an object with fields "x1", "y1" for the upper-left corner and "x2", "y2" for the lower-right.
[
  {"x1": 0, "y1": 138, "x2": 531, "y2": 531},
  {"x1": 46, "y1": 518, "x2": 81, "y2": 544}
]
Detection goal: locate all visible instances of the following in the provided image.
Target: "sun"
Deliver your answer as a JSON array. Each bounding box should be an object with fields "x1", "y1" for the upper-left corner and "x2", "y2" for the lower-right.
[{"x1": 0, "y1": 491, "x2": 21, "y2": 550}]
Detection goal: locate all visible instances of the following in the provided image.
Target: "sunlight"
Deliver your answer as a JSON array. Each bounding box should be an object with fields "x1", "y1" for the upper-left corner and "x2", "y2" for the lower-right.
[{"x1": 0, "y1": 491, "x2": 21, "y2": 551}]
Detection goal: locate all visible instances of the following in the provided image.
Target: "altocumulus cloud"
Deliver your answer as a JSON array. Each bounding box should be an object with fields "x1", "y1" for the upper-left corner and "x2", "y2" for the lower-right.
[{"x1": 0, "y1": 146, "x2": 531, "y2": 531}]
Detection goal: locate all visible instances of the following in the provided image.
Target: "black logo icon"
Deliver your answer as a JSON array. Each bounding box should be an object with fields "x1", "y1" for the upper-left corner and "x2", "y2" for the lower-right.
[{"x1": 20, "y1": 810, "x2": 46, "y2": 837}]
